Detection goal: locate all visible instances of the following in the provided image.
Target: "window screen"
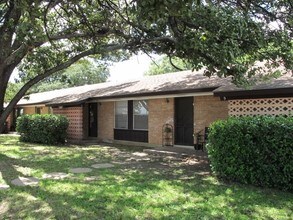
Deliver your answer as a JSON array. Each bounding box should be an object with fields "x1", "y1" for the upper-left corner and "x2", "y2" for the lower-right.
[
  {"x1": 115, "y1": 101, "x2": 128, "y2": 129},
  {"x1": 133, "y1": 100, "x2": 148, "y2": 130}
]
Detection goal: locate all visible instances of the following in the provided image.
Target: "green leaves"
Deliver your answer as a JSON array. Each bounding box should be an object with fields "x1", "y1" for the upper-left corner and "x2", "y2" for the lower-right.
[
  {"x1": 134, "y1": 0, "x2": 292, "y2": 84},
  {"x1": 16, "y1": 114, "x2": 69, "y2": 145},
  {"x1": 4, "y1": 82, "x2": 24, "y2": 103},
  {"x1": 207, "y1": 116, "x2": 293, "y2": 191},
  {"x1": 1, "y1": 0, "x2": 292, "y2": 134},
  {"x1": 28, "y1": 59, "x2": 110, "y2": 93},
  {"x1": 144, "y1": 55, "x2": 192, "y2": 75}
]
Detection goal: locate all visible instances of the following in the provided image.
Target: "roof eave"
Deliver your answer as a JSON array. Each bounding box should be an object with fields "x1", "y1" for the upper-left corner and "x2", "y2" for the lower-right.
[
  {"x1": 16, "y1": 101, "x2": 49, "y2": 107},
  {"x1": 46, "y1": 100, "x2": 86, "y2": 108},
  {"x1": 95, "y1": 87, "x2": 218, "y2": 100},
  {"x1": 214, "y1": 87, "x2": 293, "y2": 100},
  {"x1": 47, "y1": 87, "x2": 218, "y2": 106}
]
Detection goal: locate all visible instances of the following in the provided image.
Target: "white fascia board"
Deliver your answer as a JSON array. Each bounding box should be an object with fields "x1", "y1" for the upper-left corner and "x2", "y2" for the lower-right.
[{"x1": 17, "y1": 104, "x2": 47, "y2": 108}]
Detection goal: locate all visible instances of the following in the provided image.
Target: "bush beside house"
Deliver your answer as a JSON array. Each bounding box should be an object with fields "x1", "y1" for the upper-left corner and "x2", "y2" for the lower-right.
[
  {"x1": 207, "y1": 116, "x2": 293, "y2": 191},
  {"x1": 16, "y1": 114, "x2": 69, "y2": 144}
]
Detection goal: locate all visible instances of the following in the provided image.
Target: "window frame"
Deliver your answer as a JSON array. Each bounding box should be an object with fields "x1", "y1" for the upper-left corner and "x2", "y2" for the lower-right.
[{"x1": 114, "y1": 101, "x2": 128, "y2": 129}]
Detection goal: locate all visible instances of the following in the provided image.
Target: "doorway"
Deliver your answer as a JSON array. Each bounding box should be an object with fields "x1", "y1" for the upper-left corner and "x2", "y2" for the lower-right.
[
  {"x1": 175, "y1": 97, "x2": 194, "y2": 146},
  {"x1": 88, "y1": 103, "x2": 98, "y2": 137}
]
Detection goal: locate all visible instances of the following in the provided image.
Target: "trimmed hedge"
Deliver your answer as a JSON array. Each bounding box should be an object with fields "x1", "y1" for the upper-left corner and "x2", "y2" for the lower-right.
[
  {"x1": 207, "y1": 116, "x2": 293, "y2": 191},
  {"x1": 16, "y1": 114, "x2": 69, "y2": 144}
]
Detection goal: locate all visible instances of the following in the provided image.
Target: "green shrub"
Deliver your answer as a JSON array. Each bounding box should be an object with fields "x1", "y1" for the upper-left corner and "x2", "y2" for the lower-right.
[
  {"x1": 16, "y1": 114, "x2": 69, "y2": 144},
  {"x1": 207, "y1": 116, "x2": 293, "y2": 191}
]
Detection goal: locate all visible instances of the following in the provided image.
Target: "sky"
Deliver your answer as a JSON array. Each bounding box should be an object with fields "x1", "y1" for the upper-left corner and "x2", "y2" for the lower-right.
[
  {"x1": 10, "y1": 53, "x2": 160, "y2": 83},
  {"x1": 108, "y1": 53, "x2": 160, "y2": 82}
]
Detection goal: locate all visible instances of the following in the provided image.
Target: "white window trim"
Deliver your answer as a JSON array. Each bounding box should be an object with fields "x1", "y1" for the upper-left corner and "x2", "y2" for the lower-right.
[
  {"x1": 133, "y1": 100, "x2": 148, "y2": 131},
  {"x1": 114, "y1": 101, "x2": 128, "y2": 129}
]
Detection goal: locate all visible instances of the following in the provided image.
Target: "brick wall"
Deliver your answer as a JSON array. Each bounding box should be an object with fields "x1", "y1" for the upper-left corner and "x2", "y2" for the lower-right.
[
  {"x1": 41, "y1": 107, "x2": 51, "y2": 114},
  {"x1": 194, "y1": 95, "x2": 228, "y2": 135},
  {"x1": 23, "y1": 106, "x2": 35, "y2": 114},
  {"x1": 98, "y1": 102, "x2": 114, "y2": 141},
  {"x1": 22, "y1": 106, "x2": 51, "y2": 115},
  {"x1": 148, "y1": 96, "x2": 228, "y2": 146},
  {"x1": 6, "y1": 113, "x2": 13, "y2": 132},
  {"x1": 148, "y1": 98, "x2": 174, "y2": 145},
  {"x1": 48, "y1": 96, "x2": 227, "y2": 144},
  {"x1": 53, "y1": 106, "x2": 83, "y2": 140}
]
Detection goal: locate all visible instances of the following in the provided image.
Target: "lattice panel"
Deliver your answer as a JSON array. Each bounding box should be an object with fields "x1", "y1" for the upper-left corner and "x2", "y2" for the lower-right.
[
  {"x1": 228, "y1": 98, "x2": 293, "y2": 116},
  {"x1": 53, "y1": 107, "x2": 83, "y2": 139}
]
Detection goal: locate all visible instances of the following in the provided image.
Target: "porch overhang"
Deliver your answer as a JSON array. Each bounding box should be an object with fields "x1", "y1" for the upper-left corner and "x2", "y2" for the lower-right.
[{"x1": 214, "y1": 88, "x2": 293, "y2": 100}]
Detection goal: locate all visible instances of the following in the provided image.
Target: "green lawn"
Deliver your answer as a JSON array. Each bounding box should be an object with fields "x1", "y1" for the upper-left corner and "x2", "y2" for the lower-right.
[{"x1": 0, "y1": 135, "x2": 292, "y2": 219}]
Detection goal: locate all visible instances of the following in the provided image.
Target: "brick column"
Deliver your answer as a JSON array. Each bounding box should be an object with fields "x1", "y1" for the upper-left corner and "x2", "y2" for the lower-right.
[
  {"x1": 98, "y1": 102, "x2": 114, "y2": 141},
  {"x1": 194, "y1": 95, "x2": 228, "y2": 137},
  {"x1": 148, "y1": 98, "x2": 174, "y2": 145}
]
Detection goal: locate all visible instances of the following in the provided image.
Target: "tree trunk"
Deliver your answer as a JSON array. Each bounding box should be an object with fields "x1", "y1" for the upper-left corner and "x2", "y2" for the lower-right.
[
  {"x1": 0, "y1": 64, "x2": 14, "y2": 133},
  {"x1": 0, "y1": 83, "x2": 30, "y2": 133},
  {"x1": 0, "y1": 43, "x2": 133, "y2": 133},
  {"x1": 0, "y1": 71, "x2": 47, "y2": 133},
  {"x1": 0, "y1": 47, "x2": 99, "y2": 133}
]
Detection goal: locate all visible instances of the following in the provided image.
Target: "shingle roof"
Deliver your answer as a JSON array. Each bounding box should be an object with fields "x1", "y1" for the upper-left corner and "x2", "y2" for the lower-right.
[
  {"x1": 16, "y1": 80, "x2": 124, "y2": 106},
  {"x1": 46, "y1": 70, "x2": 230, "y2": 106},
  {"x1": 213, "y1": 73, "x2": 293, "y2": 98},
  {"x1": 16, "y1": 69, "x2": 293, "y2": 107}
]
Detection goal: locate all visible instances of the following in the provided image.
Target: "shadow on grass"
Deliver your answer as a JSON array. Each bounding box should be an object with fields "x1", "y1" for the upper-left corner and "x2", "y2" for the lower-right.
[
  {"x1": 0, "y1": 135, "x2": 21, "y2": 146},
  {"x1": 0, "y1": 136, "x2": 293, "y2": 219}
]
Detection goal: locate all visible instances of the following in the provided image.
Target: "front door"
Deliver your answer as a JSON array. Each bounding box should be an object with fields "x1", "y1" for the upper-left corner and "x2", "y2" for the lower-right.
[
  {"x1": 175, "y1": 97, "x2": 194, "y2": 146},
  {"x1": 88, "y1": 103, "x2": 98, "y2": 137}
]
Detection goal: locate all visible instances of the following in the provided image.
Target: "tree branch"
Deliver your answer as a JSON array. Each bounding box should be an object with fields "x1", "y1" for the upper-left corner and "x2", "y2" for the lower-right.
[
  {"x1": 0, "y1": 1, "x2": 22, "y2": 51},
  {"x1": 3, "y1": 40, "x2": 142, "y2": 122},
  {"x1": 0, "y1": 0, "x2": 15, "y2": 34},
  {"x1": 169, "y1": 56, "x2": 183, "y2": 71}
]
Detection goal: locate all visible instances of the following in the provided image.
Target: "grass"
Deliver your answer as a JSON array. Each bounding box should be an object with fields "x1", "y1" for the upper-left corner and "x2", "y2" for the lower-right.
[{"x1": 0, "y1": 135, "x2": 292, "y2": 219}]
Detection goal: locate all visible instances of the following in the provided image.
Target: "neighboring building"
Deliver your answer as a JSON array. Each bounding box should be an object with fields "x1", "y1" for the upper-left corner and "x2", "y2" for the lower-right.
[
  {"x1": 6, "y1": 82, "x2": 119, "y2": 131},
  {"x1": 10, "y1": 70, "x2": 293, "y2": 147}
]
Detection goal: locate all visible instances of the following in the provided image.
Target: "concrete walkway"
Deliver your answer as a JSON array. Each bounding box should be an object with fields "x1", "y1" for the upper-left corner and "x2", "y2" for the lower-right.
[{"x1": 2, "y1": 144, "x2": 210, "y2": 190}]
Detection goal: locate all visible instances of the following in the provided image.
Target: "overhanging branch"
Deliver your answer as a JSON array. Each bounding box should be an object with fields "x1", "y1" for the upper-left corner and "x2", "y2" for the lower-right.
[{"x1": 3, "y1": 40, "x2": 142, "y2": 118}]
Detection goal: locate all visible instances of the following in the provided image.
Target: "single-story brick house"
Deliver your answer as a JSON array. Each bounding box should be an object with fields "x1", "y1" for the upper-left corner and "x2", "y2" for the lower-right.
[
  {"x1": 7, "y1": 83, "x2": 115, "y2": 131},
  {"x1": 10, "y1": 70, "x2": 293, "y2": 147}
]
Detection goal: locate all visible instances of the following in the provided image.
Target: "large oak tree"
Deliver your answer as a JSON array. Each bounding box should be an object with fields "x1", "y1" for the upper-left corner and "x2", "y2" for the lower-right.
[{"x1": 0, "y1": 0, "x2": 292, "y2": 132}]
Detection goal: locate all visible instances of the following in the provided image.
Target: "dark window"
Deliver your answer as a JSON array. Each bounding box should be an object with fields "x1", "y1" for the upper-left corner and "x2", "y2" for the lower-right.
[
  {"x1": 114, "y1": 129, "x2": 148, "y2": 143},
  {"x1": 35, "y1": 107, "x2": 41, "y2": 114},
  {"x1": 114, "y1": 100, "x2": 148, "y2": 142},
  {"x1": 88, "y1": 103, "x2": 98, "y2": 137}
]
